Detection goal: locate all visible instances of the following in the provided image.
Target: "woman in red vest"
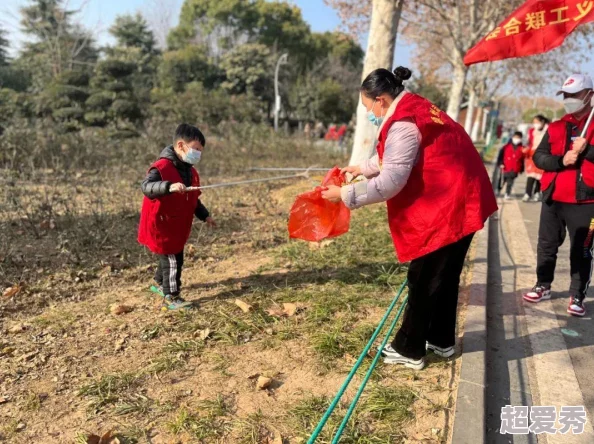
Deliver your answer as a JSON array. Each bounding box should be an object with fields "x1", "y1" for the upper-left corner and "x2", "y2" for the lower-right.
[
  {"x1": 523, "y1": 74, "x2": 594, "y2": 317},
  {"x1": 522, "y1": 115, "x2": 549, "y2": 202},
  {"x1": 322, "y1": 67, "x2": 497, "y2": 369}
]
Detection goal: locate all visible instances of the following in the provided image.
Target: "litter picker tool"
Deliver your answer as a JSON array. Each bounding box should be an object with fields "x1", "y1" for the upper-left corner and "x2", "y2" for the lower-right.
[
  {"x1": 249, "y1": 167, "x2": 330, "y2": 172},
  {"x1": 183, "y1": 169, "x2": 313, "y2": 192}
]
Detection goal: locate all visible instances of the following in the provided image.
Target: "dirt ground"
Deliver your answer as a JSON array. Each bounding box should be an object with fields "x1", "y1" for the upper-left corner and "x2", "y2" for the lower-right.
[{"x1": 0, "y1": 165, "x2": 473, "y2": 443}]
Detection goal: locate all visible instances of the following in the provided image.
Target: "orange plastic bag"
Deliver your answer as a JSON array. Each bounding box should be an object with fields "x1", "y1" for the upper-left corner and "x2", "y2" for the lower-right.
[{"x1": 288, "y1": 167, "x2": 351, "y2": 242}]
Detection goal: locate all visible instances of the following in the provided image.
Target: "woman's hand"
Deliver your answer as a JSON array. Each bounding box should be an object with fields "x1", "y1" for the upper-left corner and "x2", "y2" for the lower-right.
[
  {"x1": 321, "y1": 185, "x2": 342, "y2": 203},
  {"x1": 341, "y1": 165, "x2": 362, "y2": 178},
  {"x1": 205, "y1": 217, "x2": 217, "y2": 227}
]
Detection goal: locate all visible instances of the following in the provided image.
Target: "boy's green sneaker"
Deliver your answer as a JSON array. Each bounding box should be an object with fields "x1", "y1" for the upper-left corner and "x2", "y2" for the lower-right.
[
  {"x1": 162, "y1": 294, "x2": 194, "y2": 311},
  {"x1": 149, "y1": 285, "x2": 165, "y2": 297}
]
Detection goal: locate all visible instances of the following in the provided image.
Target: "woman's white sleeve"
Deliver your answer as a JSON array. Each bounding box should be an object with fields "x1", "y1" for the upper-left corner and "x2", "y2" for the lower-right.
[{"x1": 341, "y1": 121, "x2": 421, "y2": 209}]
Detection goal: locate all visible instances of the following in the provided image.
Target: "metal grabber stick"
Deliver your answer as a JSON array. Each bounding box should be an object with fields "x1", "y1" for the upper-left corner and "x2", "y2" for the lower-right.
[{"x1": 182, "y1": 168, "x2": 313, "y2": 192}]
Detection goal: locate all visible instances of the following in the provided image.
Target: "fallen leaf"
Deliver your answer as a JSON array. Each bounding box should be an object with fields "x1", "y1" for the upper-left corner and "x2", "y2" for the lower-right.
[
  {"x1": 266, "y1": 307, "x2": 286, "y2": 318},
  {"x1": 19, "y1": 351, "x2": 39, "y2": 362},
  {"x1": 234, "y1": 299, "x2": 252, "y2": 313},
  {"x1": 344, "y1": 353, "x2": 356, "y2": 364},
  {"x1": 114, "y1": 337, "x2": 127, "y2": 352},
  {"x1": 194, "y1": 328, "x2": 211, "y2": 341},
  {"x1": 0, "y1": 396, "x2": 9, "y2": 404},
  {"x1": 1, "y1": 346, "x2": 16, "y2": 356},
  {"x1": 2, "y1": 286, "x2": 20, "y2": 299},
  {"x1": 247, "y1": 373, "x2": 261, "y2": 380},
  {"x1": 110, "y1": 304, "x2": 133, "y2": 316},
  {"x1": 257, "y1": 376, "x2": 273, "y2": 390},
  {"x1": 265, "y1": 328, "x2": 274, "y2": 335},
  {"x1": 9, "y1": 323, "x2": 28, "y2": 334},
  {"x1": 282, "y1": 303, "x2": 298, "y2": 317},
  {"x1": 99, "y1": 430, "x2": 113, "y2": 444},
  {"x1": 16, "y1": 423, "x2": 25, "y2": 432},
  {"x1": 269, "y1": 426, "x2": 283, "y2": 444}
]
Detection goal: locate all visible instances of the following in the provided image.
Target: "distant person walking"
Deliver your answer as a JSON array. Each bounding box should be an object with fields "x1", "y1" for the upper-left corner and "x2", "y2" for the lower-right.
[
  {"x1": 523, "y1": 74, "x2": 594, "y2": 317},
  {"x1": 314, "y1": 121, "x2": 325, "y2": 139},
  {"x1": 523, "y1": 115, "x2": 549, "y2": 202},
  {"x1": 497, "y1": 131, "x2": 525, "y2": 200},
  {"x1": 304, "y1": 121, "x2": 312, "y2": 139}
]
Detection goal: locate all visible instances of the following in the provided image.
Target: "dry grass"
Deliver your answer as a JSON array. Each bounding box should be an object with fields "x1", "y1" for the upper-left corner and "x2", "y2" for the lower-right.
[{"x1": 0, "y1": 129, "x2": 460, "y2": 443}]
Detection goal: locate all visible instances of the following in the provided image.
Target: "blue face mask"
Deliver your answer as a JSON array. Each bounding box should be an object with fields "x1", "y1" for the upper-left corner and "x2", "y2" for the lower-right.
[
  {"x1": 182, "y1": 145, "x2": 202, "y2": 165},
  {"x1": 366, "y1": 100, "x2": 384, "y2": 127}
]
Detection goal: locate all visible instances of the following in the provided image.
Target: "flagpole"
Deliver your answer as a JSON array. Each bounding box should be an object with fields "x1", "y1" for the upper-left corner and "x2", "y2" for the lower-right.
[{"x1": 580, "y1": 106, "x2": 594, "y2": 138}]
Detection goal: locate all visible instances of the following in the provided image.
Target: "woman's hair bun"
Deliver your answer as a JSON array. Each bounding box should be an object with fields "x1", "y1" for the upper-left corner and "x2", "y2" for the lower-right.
[{"x1": 393, "y1": 66, "x2": 412, "y2": 82}]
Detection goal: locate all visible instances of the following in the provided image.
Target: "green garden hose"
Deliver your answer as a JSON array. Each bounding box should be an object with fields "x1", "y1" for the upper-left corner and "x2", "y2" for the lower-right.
[{"x1": 306, "y1": 279, "x2": 408, "y2": 443}]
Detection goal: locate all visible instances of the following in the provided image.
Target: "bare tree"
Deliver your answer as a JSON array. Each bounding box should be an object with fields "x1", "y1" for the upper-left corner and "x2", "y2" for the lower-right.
[
  {"x1": 326, "y1": 0, "x2": 405, "y2": 165},
  {"x1": 324, "y1": 0, "x2": 372, "y2": 38},
  {"x1": 143, "y1": 0, "x2": 181, "y2": 49},
  {"x1": 402, "y1": 0, "x2": 527, "y2": 121}
]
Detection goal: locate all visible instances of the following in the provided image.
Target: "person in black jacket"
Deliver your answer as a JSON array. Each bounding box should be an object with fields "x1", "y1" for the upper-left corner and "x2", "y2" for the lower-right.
[
  {"x1": 523, "y1": 74, "x2": 594, "y2": 317},
  {"x1": 140, "y1": 124, "x2": 216, "y2": 310}
]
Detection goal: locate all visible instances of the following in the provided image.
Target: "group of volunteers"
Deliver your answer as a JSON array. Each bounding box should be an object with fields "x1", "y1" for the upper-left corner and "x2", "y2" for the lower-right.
[
  {"x1": 496, "y1": 115, "x2": 550, "y2": 202},
  {"x1": 136, "y1": 66, "x2": 593, "y2": 371}
]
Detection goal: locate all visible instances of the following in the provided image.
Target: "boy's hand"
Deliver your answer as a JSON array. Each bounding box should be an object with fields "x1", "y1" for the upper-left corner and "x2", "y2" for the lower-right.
[
  {"x1": 170, "y1": 183, "x2": 186, "y2": 193},
  {"x1": 206, "y1": 217, "x2": 217, "y2": 227}
]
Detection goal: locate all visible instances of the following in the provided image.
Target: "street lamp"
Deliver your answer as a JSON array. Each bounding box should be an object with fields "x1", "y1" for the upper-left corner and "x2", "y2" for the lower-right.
[{"x1": 274, "y1": 53, "x2": 288, "y2": 132}]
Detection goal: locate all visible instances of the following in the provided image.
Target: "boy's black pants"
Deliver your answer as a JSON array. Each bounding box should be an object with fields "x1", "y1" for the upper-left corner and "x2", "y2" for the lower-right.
[
  {"x1": 503, "y1": 173, "x2": 517, "y2": 195},
  {"x1": 537, "y1": 201, "x2": 594, "y2": 295},
  {"x1": 392, "y1": 233, "x2": 474, "y2": 360},
  {"x1": 155, "y1": 251, "x2": 184, "y2": 296}
]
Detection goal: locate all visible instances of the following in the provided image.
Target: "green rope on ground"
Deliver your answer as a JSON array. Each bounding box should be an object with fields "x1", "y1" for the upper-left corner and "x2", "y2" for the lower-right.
[
  {"x1": 331, "y1": 294, "x2": 409, "y2": 443},
  {"x1": 306, "y1": 279, "x2": 408, "y2": 444}
]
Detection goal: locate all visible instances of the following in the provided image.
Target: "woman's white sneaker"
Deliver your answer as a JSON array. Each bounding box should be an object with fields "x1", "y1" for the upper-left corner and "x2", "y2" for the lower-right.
[
  {"x1": 426, "y1": 342, "x2": 455, "y2": 358},
  {"x1": 380, "y1": 345, "x2": 425, "y2": 370}
]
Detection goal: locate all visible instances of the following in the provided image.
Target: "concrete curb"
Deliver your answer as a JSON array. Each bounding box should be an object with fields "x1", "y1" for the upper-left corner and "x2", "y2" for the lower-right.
[{"x1": 451, "y1": 218, "x2": 490, "y2": 444}]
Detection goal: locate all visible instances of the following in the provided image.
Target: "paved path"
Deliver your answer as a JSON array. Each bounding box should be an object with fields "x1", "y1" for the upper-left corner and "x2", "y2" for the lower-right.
[{"x1": 485, "y1": 170, "x2": 594, "y2": 443}]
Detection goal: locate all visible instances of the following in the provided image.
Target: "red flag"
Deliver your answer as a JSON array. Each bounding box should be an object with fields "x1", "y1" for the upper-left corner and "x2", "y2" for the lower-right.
[{"x1": 464, "y1": 0, "x2": 594, "y2": 66}]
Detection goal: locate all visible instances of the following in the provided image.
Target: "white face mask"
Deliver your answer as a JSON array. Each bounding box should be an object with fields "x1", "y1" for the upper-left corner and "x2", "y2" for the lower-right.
[
  {"x1": 564, "y1": 92, "x2": 592, "y2": 115},
  {"x1": 181, "y1": 145, "x2": 202, "y2": 164},
  {"x1": 564, "y1": 98, "x2": 587, "y2": 115},
  {"x1": 512, "y1": 137, "x2": 522, "y2": 145},
  {"x1": 533, "y1": 123, "x2": 544, "y2": 131}
]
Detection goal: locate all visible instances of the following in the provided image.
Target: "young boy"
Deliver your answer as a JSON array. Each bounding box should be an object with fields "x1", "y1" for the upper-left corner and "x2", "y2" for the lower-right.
[
  {"x1": 497, "y1": 131, "x2": 525, "y2": 200},
  {"x1": 138, "y1": 123, "x2": 216, "y2": 310}
]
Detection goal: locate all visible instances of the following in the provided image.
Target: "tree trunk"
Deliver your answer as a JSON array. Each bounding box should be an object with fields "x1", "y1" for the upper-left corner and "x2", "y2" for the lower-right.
[
  {"x1": 446, "y1": 58, "x2": 468, "y2": 122},
  {"x1": 464, "y1": 89, "x2": 476, "y2": 135},
  {"x1": 481, "y1": 107, "x2": 490, "y2": 141},
  {"x1": 471, "y1": 106, "x2": 482, "y2": 142},
  {"x1": 349, "y1": 0, "x2": 403, "y2": 166}
]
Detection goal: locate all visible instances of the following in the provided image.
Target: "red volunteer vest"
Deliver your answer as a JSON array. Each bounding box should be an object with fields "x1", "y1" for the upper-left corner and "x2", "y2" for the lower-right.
[
  {"x1": 137, "y1": 158, "x2": 201, "y2": 255},
  {"x1": 540, "y1": 114, "x2": 594, "y2": 203},
  {"x1": 502, "y1": 142, "x2": 525, "y2": 174},
  {"x1": 377, "y1": 93, "x2": 497, "y2": 263}
]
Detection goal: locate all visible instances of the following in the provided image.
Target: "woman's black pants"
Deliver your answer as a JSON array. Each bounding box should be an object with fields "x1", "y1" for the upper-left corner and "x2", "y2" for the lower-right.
[{"x1": 391, "y1": 233, "x2": 474, "y2": 360}]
